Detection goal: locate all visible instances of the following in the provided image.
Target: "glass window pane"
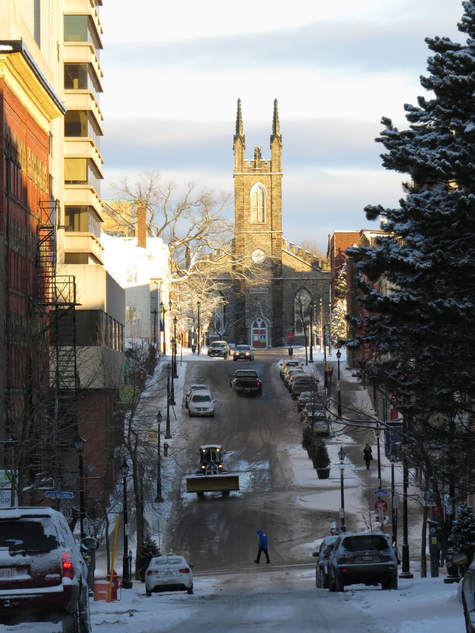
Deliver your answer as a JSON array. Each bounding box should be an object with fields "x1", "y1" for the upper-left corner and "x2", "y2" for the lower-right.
[
  {"x1": 64, "y1": 15, "x2": 88, "y2": 42},
  {"x1": 65, "y1": 111, "x2": 88, "y2": 137},
  {"x1": 64, "y1": 63, "x2": 88, "y2": 90},
  {"x1": 64, "y1": 158, "x2": 87, "y2": 183}
]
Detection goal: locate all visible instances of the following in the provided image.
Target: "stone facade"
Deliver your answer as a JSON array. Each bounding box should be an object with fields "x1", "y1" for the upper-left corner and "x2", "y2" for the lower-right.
[{"x1": 214, "y1": 100, "x2": 330, "y2": 348}]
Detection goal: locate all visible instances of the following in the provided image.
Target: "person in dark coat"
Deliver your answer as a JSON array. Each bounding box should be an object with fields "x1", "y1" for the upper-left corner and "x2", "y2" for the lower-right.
[
  {"x1": 363, "y1": 443, "x2": 373, "y2": 470},
  {"x1": 254, "y1": 529, "x2": 270, "y2": 564}
]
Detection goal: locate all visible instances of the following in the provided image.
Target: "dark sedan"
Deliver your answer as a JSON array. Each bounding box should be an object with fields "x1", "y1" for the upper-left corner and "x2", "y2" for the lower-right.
[
  {"x1": 233, "y1": 344, "x2": 254, "y2": 361},
  {"x1": 313, "y1": 535, "x2": 338, "y2": 588}
]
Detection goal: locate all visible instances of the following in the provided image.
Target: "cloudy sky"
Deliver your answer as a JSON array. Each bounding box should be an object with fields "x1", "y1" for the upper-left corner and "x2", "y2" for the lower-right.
[{"x1": 100, "y1": 0, "x2": 465, "y2": 252}]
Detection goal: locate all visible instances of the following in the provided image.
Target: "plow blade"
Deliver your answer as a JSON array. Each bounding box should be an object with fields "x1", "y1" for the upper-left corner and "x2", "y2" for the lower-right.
[{"x1": 186, "y1": 474, "x2": 240, "y2": 493}]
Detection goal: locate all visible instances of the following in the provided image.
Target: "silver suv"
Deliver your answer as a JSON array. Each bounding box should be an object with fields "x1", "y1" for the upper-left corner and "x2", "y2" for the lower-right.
[{"x1": 0, "y1": 506, "x2": 91, "y2": 632}]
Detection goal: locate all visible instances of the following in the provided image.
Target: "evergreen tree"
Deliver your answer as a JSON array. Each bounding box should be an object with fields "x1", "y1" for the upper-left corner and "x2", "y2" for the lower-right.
[
  {"x1": 136, "y1": 533, "x2": 160, "y2": 581},
  {"x1": 347, "y1": 1, "x2": 475, "y2": 534},
  {"x1": 448, "y1": 503, "x2": 475, "y2": 567},
  {"x1": 330, "y1": 263, "x2": 348, "y2": 344}
]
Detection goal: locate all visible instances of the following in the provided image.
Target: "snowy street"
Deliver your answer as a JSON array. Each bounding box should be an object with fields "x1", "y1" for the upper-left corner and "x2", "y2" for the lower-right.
[{"x1": 2, "y1": 348, "x2": 466, "y2": 632}]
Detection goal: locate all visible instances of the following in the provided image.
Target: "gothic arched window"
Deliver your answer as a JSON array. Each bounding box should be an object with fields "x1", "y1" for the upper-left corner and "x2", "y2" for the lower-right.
[
  {"x1": 294, "y1": 288, "x2": 312, "y2": 336},
  {"x1": 250, "y1": 183, "x2": 266, "y2": 223}
]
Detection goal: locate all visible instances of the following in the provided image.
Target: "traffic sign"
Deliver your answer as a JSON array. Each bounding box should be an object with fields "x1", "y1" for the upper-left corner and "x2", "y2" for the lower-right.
[
  {"x1": 374, "y1": 489, "x2": 388, "y2": 496},
  {"x1": 45, "y1": 491, "x2": 74, "y2": 499},
  {"x1": 375, "y1": 499, "x2": 388, "y2": 513}
]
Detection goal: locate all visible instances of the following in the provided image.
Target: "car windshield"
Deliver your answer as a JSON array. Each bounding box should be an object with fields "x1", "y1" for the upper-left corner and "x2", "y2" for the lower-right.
[
  {"x1": 235, "y1": 371, "x2": 257, "y2": 377},
  {"x1": 342, "y1": 535, "x2": 389, "y2": 552},
  {"x1": 0, "y1": 519, "x2": 58, "y2": 552},
  {"x1": 211, "y1": 342, "x2": 226, "y2": 348},
  {"x1": 237, "y1": 345, "x2": 250, "y2": 350},
  {"x1": 192, "y1": 394, "x2": 211, "y2": 403},
  {"x1": 157, "y1": 557, "x2": 185, "y2": 566}
]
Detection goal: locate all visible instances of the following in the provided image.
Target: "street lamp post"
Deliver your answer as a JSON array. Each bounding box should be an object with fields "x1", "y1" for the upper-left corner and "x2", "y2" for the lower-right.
[
  {"x1": 309, "y1": 302, "x2": 314, "y2": 362},
  {"x1": 74, "y1": 435, "x2": 86, "y2": 540},
  {"x1": 160, "y1": 302, "x2": 166, "y2": 355},
  {"x1": 391, "y1": 456, "x2": 397, "y2": 547},
  {"x1": 165, "y1": 365, "x2": 172, "y2": 439},
  {"x1": 336, "y1": 348, "x2": 342, "y2": 418},
  {"x1": 173, "y1": 316, "x2": 178, "y2": 378},
  {"x1": 121, "y1": 460, "x2": 132, "y2": 588},
  {"x1": 375, "y1": 424, "x2": 382, "y2": 489},
  {"x1": 400, "y1": 414, "x2": 413, "y2": 579},
  {"x1": 156, "y1": 412, "x2": 163, "y2": 502},
  {"x1": 338, "y1": 446, "x2": 346, "y2": 532},
  {"x1": 197, "y1": 301, "x2": 201, "y2": 355}
]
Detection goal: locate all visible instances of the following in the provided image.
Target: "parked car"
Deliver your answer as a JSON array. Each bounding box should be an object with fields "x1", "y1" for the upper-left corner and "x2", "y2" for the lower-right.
[
  {"x1": 145, "y1": 554, "x2": 193, "y2": 595},
  {"x1": 284, "y1": 367, "x2": 305, "y2": 389},
  {"x1": 207, "y1": 341, "x2": 230, "y2": 358},
  {"x1": 184, "y1": 384, "x2": 210, "y2": 409},
  {"x1": 297, "y1": 391, "x2": 323, "y2": 412},
  {"x1": 229, "y1": 369, "x2": 262, "y2": 395},
  {"x1": 461, "y1": 559, "x2": 475, "y2": 633},
  {"x1": 290, "y1": 375, "x2": 319, "y2": 399},
  {"x1": 188, "y1": 390, "x2": 215, "y2": 417},
  {"x1": 0, "y1": 506, "x2": 91, "y2": 632},
  {"x1": 313, "y1": 536, "x2": 338, "y2": 588},
  {"x1": 302, "y1": 410, "x2": 330, "y2": 436},
  {"x1": 327, "y1": 532, "x2": 398, "y2": 592},
  {"x1": 280, "y1": 359, "x2": 303, "y2": 380},
  {"x1": 233, "y1": 344, "x2": 254, "y2": 361}
]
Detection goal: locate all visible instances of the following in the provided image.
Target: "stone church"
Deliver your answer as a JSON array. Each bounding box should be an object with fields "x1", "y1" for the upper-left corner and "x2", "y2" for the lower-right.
[{"x1": 210, "y1": 99, "x2": 330, "y2": 348}]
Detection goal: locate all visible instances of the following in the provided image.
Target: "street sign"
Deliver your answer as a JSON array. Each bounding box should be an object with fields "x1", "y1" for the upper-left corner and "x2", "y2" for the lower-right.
[
  {"x1": 374, "y1": 489, "x2": 388, "y2": 496},
  {"x1": 45, "y1": 491, "x2": 74, "y2": 499},
  {"x1": 375, "y1": 499, "x2": 388, "y2": 513}
]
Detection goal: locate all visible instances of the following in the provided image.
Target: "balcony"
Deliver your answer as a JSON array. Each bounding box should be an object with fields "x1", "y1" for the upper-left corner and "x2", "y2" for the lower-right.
[
  {"x1": 65, "y1": 91, "x2": 103, "y2": 126},
  {"x1": 63, "y1": 44, "x2": 103, "y2": 87},
  {"x1": 64, "y1": 184, "x2": 103, "y2": 217},
  {"x1": 65, "y1": 137, "x2": 103, "y2": 174},
  {"x1": 64, "y1": 231, "x2": 104, "y2": 265}
]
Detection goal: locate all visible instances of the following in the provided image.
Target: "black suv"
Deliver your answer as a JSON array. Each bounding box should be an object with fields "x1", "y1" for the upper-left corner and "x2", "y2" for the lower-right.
[
  {"x1": 0, "y1": 506, "x2": 91, "y2": 631},
  {"x1": 327, "y1": 532, "x2": 398, "y2": 592},
  {"x1": 207, "y1": 341, "x2": 229, "y2": 358}
]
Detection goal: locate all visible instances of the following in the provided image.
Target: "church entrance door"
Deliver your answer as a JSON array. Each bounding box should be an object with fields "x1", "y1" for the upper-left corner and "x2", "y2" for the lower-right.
[{"x1": 251, "y1": 318, "x2": 268, "y2": 348}]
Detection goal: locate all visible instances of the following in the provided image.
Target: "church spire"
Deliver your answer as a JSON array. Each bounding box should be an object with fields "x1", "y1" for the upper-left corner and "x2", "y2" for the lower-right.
[
  {"x1": 271, "y1": 98, "x2": 281, "y2": 141},
  {"x1": 234, "y1": 98, "x2": 244, "y2": 140}
]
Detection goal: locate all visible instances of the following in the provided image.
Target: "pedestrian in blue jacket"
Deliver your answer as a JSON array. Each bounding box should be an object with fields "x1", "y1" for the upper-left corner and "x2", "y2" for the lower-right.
[{"x1": 254, "y1": 529, "x2": 270, "y2": 564}]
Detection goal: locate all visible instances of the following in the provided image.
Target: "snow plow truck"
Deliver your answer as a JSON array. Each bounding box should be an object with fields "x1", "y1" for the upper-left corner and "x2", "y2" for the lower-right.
[{"x1": 185, "y1": 444, "x2": 240, "y2": 498}]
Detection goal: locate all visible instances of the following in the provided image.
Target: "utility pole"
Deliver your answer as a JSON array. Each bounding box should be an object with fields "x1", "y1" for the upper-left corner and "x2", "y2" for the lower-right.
[{"x1": 197, "y1": 301, "x2": 201, "y2": 355}]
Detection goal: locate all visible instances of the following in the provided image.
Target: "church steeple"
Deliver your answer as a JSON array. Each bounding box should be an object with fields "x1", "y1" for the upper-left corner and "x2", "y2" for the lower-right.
[
  {"x1": 235, "y1": 98, "x2": 244, "y2": 140},
  {"x1": 271, "y1": 98, "x2": 281, "y2": 141},
  {"x1": 233, "y1": 98, "x2": 245, "y2": 170},
  {"x1": 270, "y1": 98, "x2": 282, "y2": 171}
]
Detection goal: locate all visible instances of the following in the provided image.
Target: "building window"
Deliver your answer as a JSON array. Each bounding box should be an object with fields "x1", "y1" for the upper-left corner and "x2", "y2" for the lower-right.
[
  {"x1": 65, "y1": 206, "x2": 101, "y2": 237},
  {"x1": 64, "y1": 158, "x2": 102, "y2": 193},
  {"x1": 64, "y1": 253, "x2": 89, "y2": 264},
  {"x1": 250, "y1": 183, "x2": 266, "y2": 223},
  {"x1": 64, "y1": 15, "x2": 102, "y2": 51},
  {"x1": 64, "y1": 63, "x2": 102, "y2": 99},
  {"x1": 294, "y1": 288, "x2": 312, "y2": 336},
  {"x1": 126, "y1": 306, "x2": 137, "y2": 322},
  {"x1": 64, "y1": 111, "x2": 101, "y2": 147}
]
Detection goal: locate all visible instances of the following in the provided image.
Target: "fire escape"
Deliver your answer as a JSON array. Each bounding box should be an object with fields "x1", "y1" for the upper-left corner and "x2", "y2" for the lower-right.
[{"x1": 35, "y1": 199, "x2": 79, "y2": 489}]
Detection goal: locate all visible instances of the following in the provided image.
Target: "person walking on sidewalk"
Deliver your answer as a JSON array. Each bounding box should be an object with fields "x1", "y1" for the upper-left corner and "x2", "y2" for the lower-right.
[
  {"x1": 363, "y1": 444, "x2": 373, "y2": 470},
  {"x1": 254, "y1": 529, "x2": 270, "y2": 564}
]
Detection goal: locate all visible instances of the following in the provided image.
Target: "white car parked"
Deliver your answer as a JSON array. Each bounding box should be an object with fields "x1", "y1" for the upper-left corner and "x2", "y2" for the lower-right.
[
  {"x1": 145, "y1": 555, "x2": 193, "y2": 596},
  {"x1": 184, "y1": 384, "x2": 210, "y2": 409},
  {"x1": 188, "y1": 391, "x2": 215, "y2": 417}
]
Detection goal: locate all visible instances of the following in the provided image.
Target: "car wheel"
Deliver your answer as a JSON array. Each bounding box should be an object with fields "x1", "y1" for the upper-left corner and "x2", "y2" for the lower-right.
[
  {"x1": 315, "y1": 569, "x2": 320, "y2": 588},
  {"x1": 79, "y1": 587, "x2": 92, "y2": 633},
  {"x1": 146, "y1": 589, "x2": 152, "y2": 596},
  {"x1": 334, "y1": 574, "x2": 344, "y2": 592},
  {"x1": 383, "y1": 575, "x2": 398, "y2": 590},
  {"x1": 233, "y1": 357, "x2": 238, "y2": 361},
  {"x1": 187, "y1": 585, "x2": 194, "y2": 594},
  {"x1": 62, "y1": 602, "x2": 81, "y2": 633}
]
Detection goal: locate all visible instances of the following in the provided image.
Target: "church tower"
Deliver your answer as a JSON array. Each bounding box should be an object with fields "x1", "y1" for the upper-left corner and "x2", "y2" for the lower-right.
[{"x1": 232, "y1": 99, "x2": 284, "y2": 347}]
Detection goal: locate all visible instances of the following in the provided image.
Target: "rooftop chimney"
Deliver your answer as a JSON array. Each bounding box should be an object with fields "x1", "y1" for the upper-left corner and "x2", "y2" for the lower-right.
[{"x1": 136, "y1": 201, "x2": 146, "y2": 249}]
